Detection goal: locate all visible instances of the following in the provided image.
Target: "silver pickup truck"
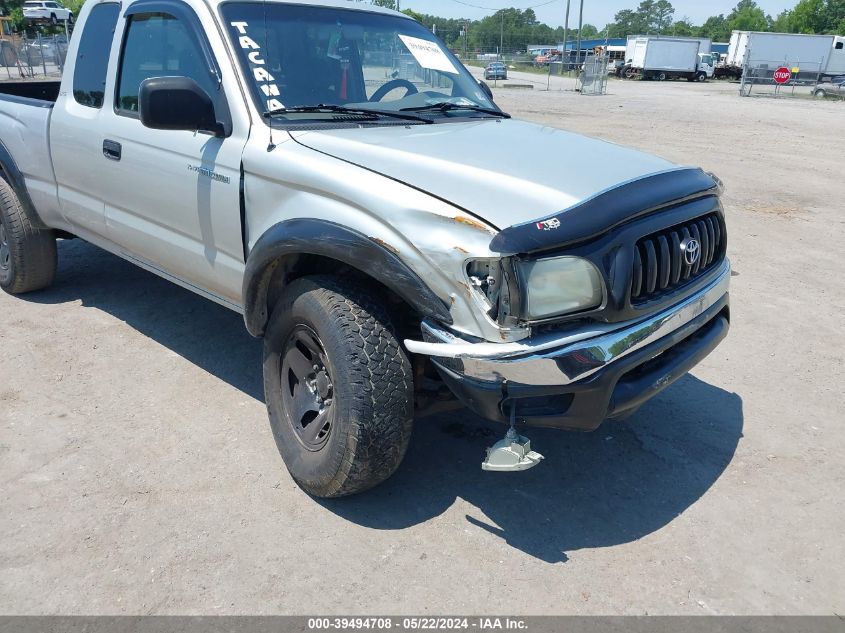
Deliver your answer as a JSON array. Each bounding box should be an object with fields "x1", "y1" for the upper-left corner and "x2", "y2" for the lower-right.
[{"x1": 0, "y1": 0, "x2": 730, "y2": 497}]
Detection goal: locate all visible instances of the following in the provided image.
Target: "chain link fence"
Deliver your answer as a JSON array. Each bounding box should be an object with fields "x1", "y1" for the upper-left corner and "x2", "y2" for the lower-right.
[
  {"x1": 739, "y1": 58, "x2": 824, "y2": 98},
  {"x1": 577, "y1": 53, "x2": 609, "y2": 96},
  {"x1": 0, "y1": 32, "x2": 68, "y2": 80}
]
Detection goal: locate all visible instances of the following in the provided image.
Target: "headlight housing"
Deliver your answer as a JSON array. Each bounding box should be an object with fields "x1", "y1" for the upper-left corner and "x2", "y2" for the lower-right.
[{"x1": 516, "y1": 256, "x2": 604, "y2": 320}]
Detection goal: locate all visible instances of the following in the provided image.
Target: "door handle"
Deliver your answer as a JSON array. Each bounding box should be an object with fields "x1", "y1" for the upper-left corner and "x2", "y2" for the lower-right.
[{"x1": 103, "y1": 140, "x2": 122, "y2": 161}]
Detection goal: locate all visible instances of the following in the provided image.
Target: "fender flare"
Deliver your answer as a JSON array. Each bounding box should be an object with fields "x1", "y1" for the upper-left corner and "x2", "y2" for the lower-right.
[
  {"x1": 0, "y1": 139, "x2": 48, "y2": 230},
  {"x1": 242, "y1": 219, "x2": 453, "y2": 337}
]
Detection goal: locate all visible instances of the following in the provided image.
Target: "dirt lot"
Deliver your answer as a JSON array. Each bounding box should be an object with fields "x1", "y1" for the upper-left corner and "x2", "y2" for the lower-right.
[{"x1": 1, "y1": 77, "x2": 843, "y2": 615}]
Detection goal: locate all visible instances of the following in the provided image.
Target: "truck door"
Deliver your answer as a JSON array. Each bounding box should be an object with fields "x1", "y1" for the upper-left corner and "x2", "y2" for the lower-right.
[
  {"x1": 50, "y1": 2, "x2": 121, "y2": 238},
  {"x1": 95, "y1": 2, "x2": 248, "y2": 307}
]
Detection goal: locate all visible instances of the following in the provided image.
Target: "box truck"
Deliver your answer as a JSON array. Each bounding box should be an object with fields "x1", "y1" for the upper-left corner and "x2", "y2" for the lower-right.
[
  {"x1": 719, "y1": 31, "x2": 845, "y2": 80},
  {"x1": 623, "y1": 37, "x2": 715, "y2": 81}
]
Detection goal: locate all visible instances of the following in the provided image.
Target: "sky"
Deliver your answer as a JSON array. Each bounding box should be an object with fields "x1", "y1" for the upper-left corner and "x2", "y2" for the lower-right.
[{"x1": 398, "y1": 0, "x2": 797, "y2": 29}]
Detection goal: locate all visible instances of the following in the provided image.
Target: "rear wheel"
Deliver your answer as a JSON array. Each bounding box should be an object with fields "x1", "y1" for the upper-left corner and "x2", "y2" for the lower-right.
[
  {"x1": 814, "y1": 89, "x2": 827, "y2": 98},
  {"x1": 657, "y1": 71, "x2": 667, "y2": 81},
  {"x1": 0, "y1": 178, "x2": 57, "y2": 295},
  {"x1": 263, "y1": 275, "x2": 414, "y2": 498}
]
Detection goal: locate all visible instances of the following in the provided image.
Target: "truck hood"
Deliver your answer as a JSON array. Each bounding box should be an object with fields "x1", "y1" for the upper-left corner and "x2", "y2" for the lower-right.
[{"x1": 289, "y1": 118, "x2": 678, "y2": 230}]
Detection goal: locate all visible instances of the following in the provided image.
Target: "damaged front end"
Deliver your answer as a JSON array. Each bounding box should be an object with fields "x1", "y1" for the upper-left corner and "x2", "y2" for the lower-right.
[{"x1": 407, "y1": 167, "x2": 731, "y2": 438}]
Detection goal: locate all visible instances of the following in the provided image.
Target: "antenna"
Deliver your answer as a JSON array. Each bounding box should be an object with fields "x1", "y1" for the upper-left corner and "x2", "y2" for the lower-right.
[{"x1": 263, "y1": 0, "x2": 275, "y2": 151}]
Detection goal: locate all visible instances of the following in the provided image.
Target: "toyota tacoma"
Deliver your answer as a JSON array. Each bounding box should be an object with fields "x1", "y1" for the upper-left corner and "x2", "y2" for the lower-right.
[{"x1": 0, "y1": 0, "x2": 730, "y2": 496}]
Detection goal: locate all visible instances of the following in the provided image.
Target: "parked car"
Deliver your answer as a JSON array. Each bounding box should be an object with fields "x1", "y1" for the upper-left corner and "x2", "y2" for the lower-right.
[
  {"x1": 22, "y1": 0, "x2": 73, "y2": 24},
  {"x1": 484, "y1": 62, "x2": 507, "y2": 80},
  {"x1": 535, "y1": 52, "x2": 561, "y2": 67},
  {"x1": 0, "y1": 0, "x2": 731, "y2": 497},
  {"x1": 814, "y1": 76, "x2": 845, "y2": 98}
]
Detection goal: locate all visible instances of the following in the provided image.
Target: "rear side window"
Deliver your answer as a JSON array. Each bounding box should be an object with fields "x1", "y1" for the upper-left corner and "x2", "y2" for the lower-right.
[{"x1": 72, "y1": 3, "x2": 120, "y2": 108}]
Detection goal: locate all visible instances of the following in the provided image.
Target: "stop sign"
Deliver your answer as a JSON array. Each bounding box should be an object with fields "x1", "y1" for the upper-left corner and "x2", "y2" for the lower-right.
[{"x1": 773, "y1": 67, "x2": 792, "y2": 84}]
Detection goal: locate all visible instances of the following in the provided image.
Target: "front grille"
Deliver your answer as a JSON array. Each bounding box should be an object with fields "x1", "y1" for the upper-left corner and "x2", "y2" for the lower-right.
[{"x1": 630, "y1": 212, "x2": 725, "y2": 304}]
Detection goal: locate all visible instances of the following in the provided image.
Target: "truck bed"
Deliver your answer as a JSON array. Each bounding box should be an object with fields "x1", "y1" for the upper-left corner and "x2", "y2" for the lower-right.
[
  {"x1": 0, "y1": 80, "x2": 61, "y2": 228},
  {"x1": 0, "y1": 80, "x2": 60, "y2": 104}
]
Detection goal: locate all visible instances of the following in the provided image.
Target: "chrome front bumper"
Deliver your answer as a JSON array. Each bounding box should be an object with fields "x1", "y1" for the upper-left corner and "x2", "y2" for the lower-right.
[{"x1": 405, "y1": 260, "x2": 731, "y2": 387}]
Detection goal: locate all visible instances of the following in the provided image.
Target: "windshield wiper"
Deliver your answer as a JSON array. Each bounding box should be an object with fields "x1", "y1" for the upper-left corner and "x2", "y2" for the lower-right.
[
  {"x1": 399, "y1": 102, "x2": 510, "y2": 118},
  {"x1": 263, "y1": 104, "x2": 432, "y2": 123}
]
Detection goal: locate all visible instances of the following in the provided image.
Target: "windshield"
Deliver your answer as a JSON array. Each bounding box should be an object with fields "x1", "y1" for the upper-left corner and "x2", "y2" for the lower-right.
[{"x1": 220, "y1": 3, "x2": 499, "y2": 122}]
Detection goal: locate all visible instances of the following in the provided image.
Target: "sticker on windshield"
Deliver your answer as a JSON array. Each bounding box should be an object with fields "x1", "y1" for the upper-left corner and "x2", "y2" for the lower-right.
[
  {"x1": 398, "y1": 35, "x2": 458, "y2": 75},
  {"x1": 230, "y1": 21, "x2": 284, "y2": 112}
]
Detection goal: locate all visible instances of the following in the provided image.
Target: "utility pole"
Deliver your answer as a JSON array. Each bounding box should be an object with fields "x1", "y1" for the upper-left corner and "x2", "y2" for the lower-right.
[
  {"x1": 575, "y1": 0, "x2": 584, "y2": 73},
  {"x1": 499, "y1": 12, "x2": 504, "y2": 61},
  {"x1": 563, "y1": 0, "x2": 571, "y2": 72}
]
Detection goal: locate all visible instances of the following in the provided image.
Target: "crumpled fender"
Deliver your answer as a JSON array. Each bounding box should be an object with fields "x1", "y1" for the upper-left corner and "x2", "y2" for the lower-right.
[{"x1": 242, "y1": 218, "x2": 453, "y2": 337}]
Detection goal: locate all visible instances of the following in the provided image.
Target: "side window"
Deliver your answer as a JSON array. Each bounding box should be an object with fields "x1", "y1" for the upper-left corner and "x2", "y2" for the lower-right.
[
  {"x1": 836, "y1": 42, "x2": 843, "y2": 50},
  {"x1": 116, "y1": 12, "x2": 217, "y2": 114},
  {"x1": 72, "y1": 3, "x2": 120, "y2": 108}
]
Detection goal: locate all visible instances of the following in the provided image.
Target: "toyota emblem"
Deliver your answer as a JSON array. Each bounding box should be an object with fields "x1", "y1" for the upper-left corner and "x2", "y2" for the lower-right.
[{"x1": 682, "y1": 238, "x2": 701, "y2": 266}]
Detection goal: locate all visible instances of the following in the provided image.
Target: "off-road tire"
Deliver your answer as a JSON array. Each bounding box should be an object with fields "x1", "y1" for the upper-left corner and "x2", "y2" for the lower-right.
[
  {"x1": 0, "y1": 178, "x2": 57, "y2": 294},
  {"x1": 263, "y1": 275, "x2": 414, "y2": 498}
]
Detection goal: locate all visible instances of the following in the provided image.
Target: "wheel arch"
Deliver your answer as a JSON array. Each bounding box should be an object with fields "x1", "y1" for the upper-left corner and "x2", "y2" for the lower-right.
[
  {"x1": 0, "y1": 140, "x2": 49, "y2": 230},
  {"x1": 242, "y1": 219, "x2": 453, "y2": 338}
]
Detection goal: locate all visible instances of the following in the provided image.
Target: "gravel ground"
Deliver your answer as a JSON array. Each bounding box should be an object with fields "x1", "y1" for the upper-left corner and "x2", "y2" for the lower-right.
[{"x1": 1, "y1": 76, "x2": 843, "y2": 615}]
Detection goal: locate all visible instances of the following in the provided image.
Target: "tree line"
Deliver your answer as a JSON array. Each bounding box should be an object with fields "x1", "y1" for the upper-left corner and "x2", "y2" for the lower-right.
[{"x1": 371, "y1": 0, "x2": 844, "y2": 52}]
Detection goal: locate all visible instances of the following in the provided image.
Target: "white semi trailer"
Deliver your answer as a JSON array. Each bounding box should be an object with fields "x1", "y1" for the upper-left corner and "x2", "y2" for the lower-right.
[
  {"x1": 623, "y1": 37, "x2": 715, "y2": 81},
  {"x1": 718, "y1": 31, "x2": 845, "y2": 80}
]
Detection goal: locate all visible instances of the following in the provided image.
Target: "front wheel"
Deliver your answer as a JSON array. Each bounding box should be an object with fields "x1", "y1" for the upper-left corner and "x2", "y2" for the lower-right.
[{"x1": 263, "y1": 275, "x2": 414, "y2": 498}]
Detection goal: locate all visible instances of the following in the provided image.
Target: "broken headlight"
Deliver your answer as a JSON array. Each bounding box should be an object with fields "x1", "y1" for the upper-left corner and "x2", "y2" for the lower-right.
[{"x1": 516, "y1": 256, "x2": 603, "y2": 320}]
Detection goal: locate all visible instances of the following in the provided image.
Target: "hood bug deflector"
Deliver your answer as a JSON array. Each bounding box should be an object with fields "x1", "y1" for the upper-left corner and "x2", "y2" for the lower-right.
[{"x1": 489, "y1": 168, "x2": 719, "y2": 255}]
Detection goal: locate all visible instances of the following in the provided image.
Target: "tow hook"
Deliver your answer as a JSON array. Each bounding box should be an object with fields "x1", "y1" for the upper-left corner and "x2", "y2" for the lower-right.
[{"x1": 481, "y1": 382, "x2": 544, "y2": 472}]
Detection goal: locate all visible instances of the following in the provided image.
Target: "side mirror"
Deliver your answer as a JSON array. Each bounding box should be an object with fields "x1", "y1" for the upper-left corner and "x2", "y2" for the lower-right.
[
  {"x1": 139, "y1": 76, "x2": 220, "y2": 136},
  {"x1": 478, "y1": 80, "x2": 494, "y2": 100}
]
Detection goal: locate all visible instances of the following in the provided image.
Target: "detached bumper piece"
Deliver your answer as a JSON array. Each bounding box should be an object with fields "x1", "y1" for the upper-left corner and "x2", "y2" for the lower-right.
[{"x1": 405, "y1": 263, "x2": 731, "y2": 431}]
